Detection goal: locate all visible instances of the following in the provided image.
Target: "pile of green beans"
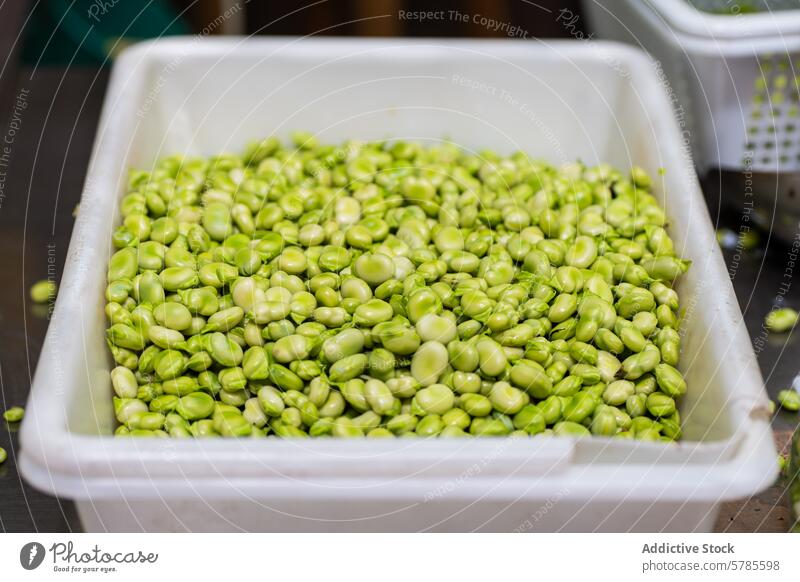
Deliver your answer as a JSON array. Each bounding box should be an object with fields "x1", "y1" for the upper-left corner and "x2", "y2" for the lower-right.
[{"x1": 106, "y1": 134, "x2": 689, "y2": 440}]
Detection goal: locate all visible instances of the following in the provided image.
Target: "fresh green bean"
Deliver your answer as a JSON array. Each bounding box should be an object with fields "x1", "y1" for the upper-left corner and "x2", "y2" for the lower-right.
[
  {"x1": 777, "y1": 389, "x2": 800, "y2": 412},
  {"x1": 30, "y1": 279, "x2": 58, "y2": 303},
  {"x1": 765, "y1": 308, "x2": 799, "y2": 333},
  {"x1": 3, "y1": 406, "x2": 24, "y2": 423}
]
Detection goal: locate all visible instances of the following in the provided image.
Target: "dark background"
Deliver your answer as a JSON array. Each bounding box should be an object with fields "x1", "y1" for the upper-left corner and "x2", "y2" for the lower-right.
[
  {"x1": 243, "y1": 0, "x2": 583, "y2": 36},
  {"x1": 0, "y1": 1, "x2": 795, "y2": 533}
]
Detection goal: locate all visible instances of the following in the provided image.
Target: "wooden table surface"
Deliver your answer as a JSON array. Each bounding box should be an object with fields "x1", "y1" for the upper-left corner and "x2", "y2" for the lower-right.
[{"x1": 0, "y1": 65, "x2": 796, "y2": 532}]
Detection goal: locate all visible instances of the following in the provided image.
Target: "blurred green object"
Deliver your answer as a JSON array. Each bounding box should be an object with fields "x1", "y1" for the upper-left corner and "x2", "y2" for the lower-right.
[
  {"x1": 790, "y1": 427, "x2": 800, "y2": 532},
  {"x1": 692, "y1": 0, "x2": 765, "y2": 14},
  {"x1": 22, "y1": 0, "x2": 189, "y2": 66}
]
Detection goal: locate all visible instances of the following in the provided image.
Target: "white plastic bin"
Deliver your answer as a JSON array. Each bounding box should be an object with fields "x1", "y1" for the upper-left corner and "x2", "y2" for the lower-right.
[
  {"x1": 584, "y1": 0, "x2": 800, "y2": 173},
  {"x1": 19, "y1": 38, "x2": 777, "y2": 532}
]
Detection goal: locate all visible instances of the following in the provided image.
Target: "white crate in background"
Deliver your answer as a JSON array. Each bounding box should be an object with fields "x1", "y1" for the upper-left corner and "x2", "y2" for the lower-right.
[{"x1": 585, "y1": 0, "x2": 800, "y2": 173}]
